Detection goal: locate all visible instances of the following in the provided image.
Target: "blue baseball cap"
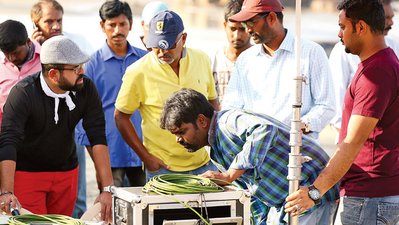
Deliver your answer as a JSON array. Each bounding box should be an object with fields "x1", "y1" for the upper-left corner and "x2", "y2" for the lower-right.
[
  {"x1": 142, "y1": 1, "x2": 169, "y2": 25},
  {"x1": 146, "y1": 10, "x2": 184, "y2": 49}
]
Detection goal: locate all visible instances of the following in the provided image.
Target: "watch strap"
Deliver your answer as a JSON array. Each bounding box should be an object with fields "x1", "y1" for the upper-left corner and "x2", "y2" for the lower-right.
[{"x1": 102, "y1": 185, "x2": 115, "y2": 194}]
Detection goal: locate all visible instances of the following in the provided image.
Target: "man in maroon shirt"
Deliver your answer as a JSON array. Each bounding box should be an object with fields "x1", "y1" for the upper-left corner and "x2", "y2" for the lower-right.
[{"x1": 285, "y1": 0, "x2": 399, "y2": 223}]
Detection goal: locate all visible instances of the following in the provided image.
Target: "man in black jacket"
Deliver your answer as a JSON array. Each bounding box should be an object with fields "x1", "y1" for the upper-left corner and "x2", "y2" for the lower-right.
[{"x1": 0, "y1": 36, "x2": 113, "y2": 223}]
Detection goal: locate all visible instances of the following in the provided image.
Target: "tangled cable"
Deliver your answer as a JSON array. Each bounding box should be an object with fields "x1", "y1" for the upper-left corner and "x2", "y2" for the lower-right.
[
  {"x1": 7, "y1": 214, "x2": 85, "y2": 225},
  {"x1": 143, "y1": 174, "x2": 225, "y2": 195}
]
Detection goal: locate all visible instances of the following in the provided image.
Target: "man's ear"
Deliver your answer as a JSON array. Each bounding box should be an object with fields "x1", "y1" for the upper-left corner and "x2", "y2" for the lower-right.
[
  {"x1": 48, "y1": 69, "x2": 59, "y2": 82},
  {"x1": 100, "y1": 21, "x2": 105, "y2": 33},
  {"x1": 268, "y1": 12, "x2": 278, "y2": 26},
  {"x1": 26, "y1": 38, "x2": 32, "y2": 47},
  {"x1": 357, "y1": 20, "x2": 367, "y2": 36},
  {"x1": 197, "y1": 114, "x2": 208, "y2": 128}
]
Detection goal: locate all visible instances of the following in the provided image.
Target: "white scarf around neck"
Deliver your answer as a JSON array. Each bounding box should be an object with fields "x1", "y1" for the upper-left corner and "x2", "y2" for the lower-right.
[{"x1": 40, "y1": 73, "x2": 76, "y2": 124}]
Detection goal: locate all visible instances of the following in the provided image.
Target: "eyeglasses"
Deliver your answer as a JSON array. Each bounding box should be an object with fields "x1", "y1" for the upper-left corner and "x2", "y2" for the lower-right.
[
  {"x1": 170, "y1": 33, "x2": 185, "y2": 49},
  {"x1": 58, "y1": 64, "x2": 84, "y2": 74},
  {"x1": 240, "y1": 13, "x2": 269, "y2": 28}
]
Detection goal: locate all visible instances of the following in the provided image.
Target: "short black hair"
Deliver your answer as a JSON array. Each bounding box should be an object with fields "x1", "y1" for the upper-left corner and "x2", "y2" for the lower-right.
[
  {"x1": 160, "y1": 88, "x2": 215, "y2": 131},
  {"x1": 337, "y1": 0, "x2": 385, "y2": 35},
  {"x1": 0, "y1": 20, "x2": 28, "y2": 53},
  {"x1": 224, "y1": 0, "x2": 244, "y2": 22},
  {"x1": 99, "y1": 0, "x2": 132, "y2": 22}
]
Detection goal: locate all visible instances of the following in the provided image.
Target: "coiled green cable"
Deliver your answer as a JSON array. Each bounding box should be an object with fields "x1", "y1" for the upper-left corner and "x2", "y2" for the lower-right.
[
  {"x1": 7, "y1": 214, "x2": 85, "y2": 225},
  {"x1": 143, "y1": 174, "x2": 225, "y2": 194},
  {"x1": 142, "y1": 174, "x2": 236, "y2": 225}
]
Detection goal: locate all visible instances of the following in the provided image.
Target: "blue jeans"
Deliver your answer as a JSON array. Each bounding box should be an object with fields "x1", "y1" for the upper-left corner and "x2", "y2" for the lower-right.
[
  {"x1": 266, "y1": 200, "x2": 338, "y2": 225},
  {"x1": 341, "y1": 195, "x2": 399, "y2": 225},
  {"x1": 145, "y1": 161, "x2": 218, "y2": 182},
  {"x1": 299, "y1": 201, "x2": 338, "y2": 225},
  {"x1": 71, "y1": 143, "x2": 86, "y2": 219}
]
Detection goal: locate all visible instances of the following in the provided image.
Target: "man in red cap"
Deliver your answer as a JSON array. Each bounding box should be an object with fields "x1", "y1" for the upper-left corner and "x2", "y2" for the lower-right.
[
  {"x1": 222, "y1": 0, "x2": 335, "y2": 143},
  {"x1": 222, "y1": 0, "x2": 337, "y2": 224}
]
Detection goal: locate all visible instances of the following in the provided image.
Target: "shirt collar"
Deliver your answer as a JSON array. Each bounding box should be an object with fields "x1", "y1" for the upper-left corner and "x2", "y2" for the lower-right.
[
  {"x1": 208, "y1": 111, "x2": 218, "y2": 146},
  {"x1": 101, "y1": 40, "x2": 138, "y2": 61},
  {"x1": 257, "y1": 29, "x2": 293, "y2": 55}
]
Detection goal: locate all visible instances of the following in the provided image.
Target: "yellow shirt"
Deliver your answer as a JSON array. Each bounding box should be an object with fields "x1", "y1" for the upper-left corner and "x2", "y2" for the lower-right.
[{"x1": 115, "y1": 48, "x2": 217, "y2": 171}]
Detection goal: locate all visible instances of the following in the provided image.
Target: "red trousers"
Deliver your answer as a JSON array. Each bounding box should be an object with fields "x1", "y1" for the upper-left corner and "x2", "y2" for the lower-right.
[{"x1": 14, "y1": 166, "x2": 79, "y2": 216}]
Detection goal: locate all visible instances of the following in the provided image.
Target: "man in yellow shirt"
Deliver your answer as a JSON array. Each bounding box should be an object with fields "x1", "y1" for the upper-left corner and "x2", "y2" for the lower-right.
[{"x1": 115, "y1": 10, "x2": 219, "y2": 181}]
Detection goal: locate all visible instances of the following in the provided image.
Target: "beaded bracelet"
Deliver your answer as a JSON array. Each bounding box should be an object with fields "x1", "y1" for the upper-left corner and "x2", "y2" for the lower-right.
[{"x1": 0, "y1": 191, "x2": 13, "y2": 196}]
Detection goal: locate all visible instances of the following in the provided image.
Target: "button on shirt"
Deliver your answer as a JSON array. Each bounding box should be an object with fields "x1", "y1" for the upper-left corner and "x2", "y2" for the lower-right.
[
  {"x1": 75, "y1": 41, "x2": 148, "y2": 168},
  {"x1": 208, "y1": 110, "x2": 340, "y2": 223},
  {"x1": 223, "y1": 31, "x2": 335, "y2": 141},
  {"x1": 0, "y1": 41, "x2": 42, "y2": 128}
]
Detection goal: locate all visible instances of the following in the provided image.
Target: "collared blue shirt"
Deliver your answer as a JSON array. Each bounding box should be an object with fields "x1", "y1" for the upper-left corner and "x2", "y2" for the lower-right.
[
  {"x1": 223, "y1": 31, "x2": 335, "y2": 141},
  {"x1": 75, "y1": 40, "x2": 148, "y2": 168},
  {"x1": 208, "y1": 110, "x2": 340, "y2": 223}
]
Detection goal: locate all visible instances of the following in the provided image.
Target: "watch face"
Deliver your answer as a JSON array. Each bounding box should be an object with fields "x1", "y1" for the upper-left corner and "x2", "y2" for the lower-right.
[{"x1": 309, "y1": 189, "x2": 321, "y2": 200}]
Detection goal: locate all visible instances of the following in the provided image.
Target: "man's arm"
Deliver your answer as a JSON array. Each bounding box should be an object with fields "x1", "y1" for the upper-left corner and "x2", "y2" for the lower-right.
[
  {"x1": 285, "y1": 115, "x2": 378, "y2": 216},
  {"x1": 208, "y1": 99, "x2": 220, "y2": 111},
  {"x1": 200, "y1": 168, "x2": 246, "y2": 186},
  {"x1": 0, "y1": 160, "x2": 20, "y2": 214},
  {"x1": 114, "y1": 109, "x2": 169, "y2": 172},
  {"x1": 88, "y1": 144, "x2": 113, "y2": 224}
]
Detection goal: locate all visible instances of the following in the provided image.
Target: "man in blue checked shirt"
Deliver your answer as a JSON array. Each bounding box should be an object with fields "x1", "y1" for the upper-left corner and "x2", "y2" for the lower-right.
[{"x1": 159, "y1": 88, "x2": 340, "y2": 225}]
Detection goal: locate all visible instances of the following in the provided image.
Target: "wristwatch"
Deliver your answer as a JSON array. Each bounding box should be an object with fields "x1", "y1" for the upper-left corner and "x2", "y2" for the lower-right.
[
  {"x1": 102, "y1": 185, "x2": 116, "y2": 194},
  {"x1": 308, "y1": 184, "x2": 321, "y2": 205}
]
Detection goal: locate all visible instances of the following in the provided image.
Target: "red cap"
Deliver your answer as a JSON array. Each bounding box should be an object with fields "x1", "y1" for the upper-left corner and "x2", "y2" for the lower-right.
[{"x1": 229, "y1": 0, "x2": 284, "y2": 22}]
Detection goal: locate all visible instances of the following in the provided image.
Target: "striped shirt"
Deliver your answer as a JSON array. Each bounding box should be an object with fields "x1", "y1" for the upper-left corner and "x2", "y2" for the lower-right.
[
  {"x1": 223, "y1": 30, "x2": 335, "y2": 141},
  {"x1": 208, "y1": 110, "x2": 340, "y2": 223}
]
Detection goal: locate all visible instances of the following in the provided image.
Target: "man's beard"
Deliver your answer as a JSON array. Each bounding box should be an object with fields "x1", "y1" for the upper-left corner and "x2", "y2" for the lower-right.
[
  {"x1": 179, "y1": 140, "x2": 201, "y2": 153},
  {"x1": 58, "y1": 72, "x2": 84, "y2": 92},
  {"x1": 156, "y1": 53, "x2": 175, "y2": 64}
]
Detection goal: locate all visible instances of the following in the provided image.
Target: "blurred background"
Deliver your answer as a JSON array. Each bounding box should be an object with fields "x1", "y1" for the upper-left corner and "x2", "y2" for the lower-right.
[{"x1": 1, "y1": 0, "x2": 399, "y2": 206}]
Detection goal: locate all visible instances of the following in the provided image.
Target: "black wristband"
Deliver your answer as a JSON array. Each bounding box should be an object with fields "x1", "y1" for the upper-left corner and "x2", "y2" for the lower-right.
[{"x1": 0, "y1": 191, "x2": 13, "y2": 196}]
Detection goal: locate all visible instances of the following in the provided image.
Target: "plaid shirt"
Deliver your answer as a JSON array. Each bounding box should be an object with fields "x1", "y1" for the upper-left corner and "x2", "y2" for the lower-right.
[{"x1": 208, "y1": 110, "x2": 340, "y2": 223}]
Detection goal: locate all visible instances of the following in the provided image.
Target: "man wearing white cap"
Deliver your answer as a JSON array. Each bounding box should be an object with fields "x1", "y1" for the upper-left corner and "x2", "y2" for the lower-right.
[
  {"x1": 115, "y1": 10, "x2": 219, "y2": 181},
  {"x1": 223, "y1": 0, "x2": 335, "y2": 142},
  {"x1": 140, "y1": 1, "x2": 169, "y2": 50},
  {"x1": 0, "y1": 36, "x2": 113, "y2": 223}
]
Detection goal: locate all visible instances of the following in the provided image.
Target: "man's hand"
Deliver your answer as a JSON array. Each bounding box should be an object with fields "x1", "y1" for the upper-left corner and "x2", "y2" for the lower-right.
[
  {"x1": 143, "y1": 154, "x2": 169, "y2": 172},
  {"x1": 94, "y1": 192, "x2": 112, "y2": 224},
  {"x1": 31, "y1": 28, "x2": 44, "y2": 45},
  {"x1": 200, "y1": 170, "x2": 231, "y2": 186},
  {"x1": 0, "y1": 192, "x2": 21, "y2": 214},
  {"x1": 284, "y1": 186, "x2": 315, "y2": 217}
]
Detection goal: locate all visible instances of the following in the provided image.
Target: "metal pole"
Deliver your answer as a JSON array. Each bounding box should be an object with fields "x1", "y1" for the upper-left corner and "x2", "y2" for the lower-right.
[{"x1": 287, "y1": 0, "x2": 305, "y2": 224}]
